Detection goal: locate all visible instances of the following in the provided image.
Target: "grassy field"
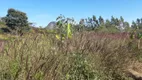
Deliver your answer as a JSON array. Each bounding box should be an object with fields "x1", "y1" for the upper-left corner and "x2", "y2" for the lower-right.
[{"x1": 0, "y1": 31, "x2": 142, "y2": 80}]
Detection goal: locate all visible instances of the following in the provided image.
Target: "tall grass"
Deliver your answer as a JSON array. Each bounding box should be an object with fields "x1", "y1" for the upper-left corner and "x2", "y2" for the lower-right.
[{"x1": 0, "y1": 32, "x2": 140, "y2": 80}]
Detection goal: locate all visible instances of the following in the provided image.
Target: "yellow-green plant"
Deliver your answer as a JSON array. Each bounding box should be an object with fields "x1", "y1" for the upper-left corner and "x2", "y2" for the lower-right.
[
  {"x1": 55, "y1": 15, "x2": 74, "y2": 40},
  {"x1": 67, "y1": 23, "x2": 72, "y2": 38},
  {"x1": 130, "y1": 27, "x2": 142, "y2": 49}
]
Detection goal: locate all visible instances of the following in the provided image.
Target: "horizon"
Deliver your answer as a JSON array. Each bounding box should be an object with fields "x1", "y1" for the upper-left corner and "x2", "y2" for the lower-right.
[{"x1": 0, "y1": 0, "x2": 142, "y2": 27}]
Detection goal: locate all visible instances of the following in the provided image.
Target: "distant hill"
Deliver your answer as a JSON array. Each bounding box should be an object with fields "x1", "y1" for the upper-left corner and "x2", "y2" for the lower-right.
[{"x1": 46, "y1": 21, "x2": 56, "y2": 29}]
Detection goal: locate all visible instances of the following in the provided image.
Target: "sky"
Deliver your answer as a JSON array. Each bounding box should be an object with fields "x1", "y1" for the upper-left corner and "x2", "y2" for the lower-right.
[{"x1": 0, "y1": 0, "x2": 142, "y2": 27}]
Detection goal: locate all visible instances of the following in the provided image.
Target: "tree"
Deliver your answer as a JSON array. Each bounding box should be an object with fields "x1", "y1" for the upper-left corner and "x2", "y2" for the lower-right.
[
  {"x1": 79, "y1": 19, "x2": 85, "y2": 25},
  {"x1": 140, "y1": 18, "x2": 142, "y2": 24},
  {"x1": 111, "y1": 16, "x2": 115, "y2": 25},
  {"x1": 86, "y1": 17, "x2": 94, "y2": 30},
  {"x1": 92, "y1": 15, "x2": 100, "y2": 28},
  {"x1": 92, "y1": 15, "x2": 96, "y2": 22},
  {"x1": 124, "y1": 22, "x2": 131, "y2": 32},
  {"x1": 136, "y1": 18, "x2": 140, "y2": 25},
  {"x1": 105, "y1": 19, "x2": 111, "y2": 28},
  {"x1": 98, "y1": 16, "x2": 104, "y2": 25},
  {"x1": 0, "y1": 17, "x2": 2, "y2": 22},
  {"x1": 131, "y1": 21, "x2": 137, "y2": 29},
  {"x1": 79, "y1": 19, "x2": 85, "y2": 31},
  {"x1": 136, "y1": 18, "x2": 142, "y2": 29},
  {"x1": 119, "y1": 16, "x2": 124, "y2": 30},
  {"x1": 120, "y1": 16, "x2": 124, "y2": 23},
  {"x1": 115, "y1": 18, "x2": 120, "y2": 26},
  {"x1": 92, "y1": 15, "x2": 97, "y2": 27},
  {"x1": 4, "y1": 8, "x2": 29, "y2": 33}
]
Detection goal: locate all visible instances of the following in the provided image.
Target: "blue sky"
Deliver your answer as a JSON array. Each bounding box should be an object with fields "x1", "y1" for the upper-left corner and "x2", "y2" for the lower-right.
[{"x1": 0, "y1": 0, "x2": 142, "y2": 27}]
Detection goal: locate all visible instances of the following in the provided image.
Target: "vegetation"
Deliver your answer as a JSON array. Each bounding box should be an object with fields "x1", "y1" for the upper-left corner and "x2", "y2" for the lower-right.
[
  {"x1": 0, "y1": 8, "x2": 142, "y2": 80},
  {"x1": 3, "y1": 8, "x2": 30, "y2": 34}
]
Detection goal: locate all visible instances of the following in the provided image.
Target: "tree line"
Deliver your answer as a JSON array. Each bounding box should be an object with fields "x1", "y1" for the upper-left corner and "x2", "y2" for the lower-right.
[{"x1": 0, "y1": 8, "x2": 141, "y2": 34}]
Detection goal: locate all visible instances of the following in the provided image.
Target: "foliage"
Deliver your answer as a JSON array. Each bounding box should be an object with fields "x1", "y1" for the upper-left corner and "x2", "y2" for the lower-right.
[
  {"x1": 76, "y1": 15, "x2": 131, "y2": 32},
  {"x1": 64, "y1": 53, "x2": 99, "y2": 80},
  {"x1": 4, "y1": 8, "x2": 29, "y2": 34},
  {"x1": 56, "y1": 15, "x2": 74, "y2": 40}
]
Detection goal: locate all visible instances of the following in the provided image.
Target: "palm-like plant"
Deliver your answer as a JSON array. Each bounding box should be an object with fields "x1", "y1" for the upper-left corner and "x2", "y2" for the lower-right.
[{"x1": 56, "y1": 15, "x2": 74, "y2": 40}]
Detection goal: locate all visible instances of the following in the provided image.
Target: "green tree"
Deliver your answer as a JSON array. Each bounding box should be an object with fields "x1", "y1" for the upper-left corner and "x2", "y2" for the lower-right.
[
  {"x1": 111, "y1": 16, "x2": 115, "y2": 25},
  {"x1": 136, "y1": 18, "x2": 140, "y2": 25},
  {"x1": 137, "y1": 18, "x2": 142, "y2": 29},
  {"x1": 115, "y1": 18, "x2": 120, "y2": 26},
  {"x1": 79, "y1": 19, "x2": 85, "y2": 31},
  {"x1": 119, "y1": 16, "x2": 124, "y2": 29},
  {"x1": 105, "y1": 19, "x2": 111, "y2": 28},
  {"x1": 98, "y1": 16, "x2": 104, "y2": 26},
  {"x1": 140, "y1": 18, "x2": 142, "y2": 24},
  {"x1": 4, "y1": 8, "x2": 29, "y2": 34},
  {"x1": 92, "y1": 15, "x2": 98, "y2": 27},
  {"x1": 86, "y1": 17, "x2": 94, "y2": 30},
  {"x1": 123, "y1": 22, "x2": 131, "y2": 32},
  {"x1": 95, "y1": 20, "x2": 99, "y2": 27},
  {"x1": 120, "y1": 16, "x2": 124, "y2": 23},
  {"x1": 131, "y1": 21, "x2": 137, "y2": 29},
  {"x1": 92, "y1": 15, "x2": 96, "y2": 22}
]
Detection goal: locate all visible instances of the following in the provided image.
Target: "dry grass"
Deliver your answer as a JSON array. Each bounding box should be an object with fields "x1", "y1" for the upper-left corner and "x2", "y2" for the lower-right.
[{"x1": 0, "y1": 31, "x2": 141, "y2": 80}]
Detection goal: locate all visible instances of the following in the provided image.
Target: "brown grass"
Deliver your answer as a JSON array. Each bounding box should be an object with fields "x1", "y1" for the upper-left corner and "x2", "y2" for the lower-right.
[{"x1": 0, "y1": 31, "x2": 141, "y2": 80}]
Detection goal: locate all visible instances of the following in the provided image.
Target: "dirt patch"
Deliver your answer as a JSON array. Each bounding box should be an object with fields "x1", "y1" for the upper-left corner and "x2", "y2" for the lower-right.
[{"x1": 127, "y1": 62, "x2": 142, "y2": 80}]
